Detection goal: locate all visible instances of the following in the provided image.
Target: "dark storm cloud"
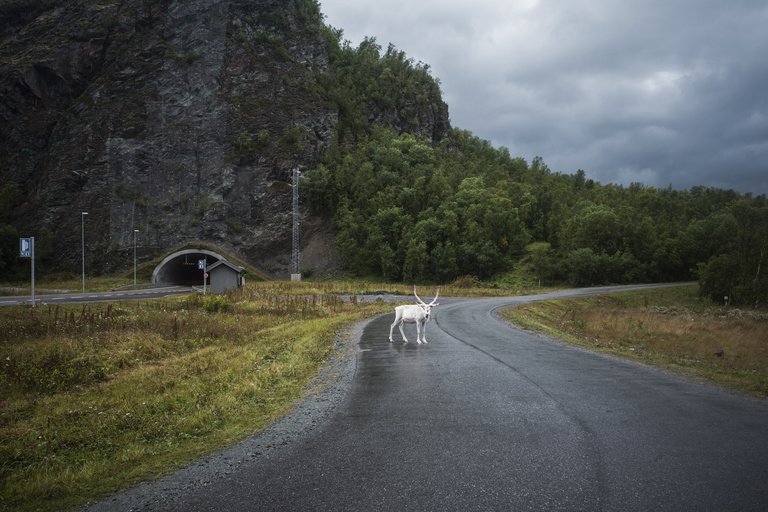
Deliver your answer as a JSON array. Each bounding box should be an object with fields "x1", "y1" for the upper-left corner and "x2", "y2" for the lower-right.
[{"x1": 321, "y1": 0, "x2": 768, "y2": 194}]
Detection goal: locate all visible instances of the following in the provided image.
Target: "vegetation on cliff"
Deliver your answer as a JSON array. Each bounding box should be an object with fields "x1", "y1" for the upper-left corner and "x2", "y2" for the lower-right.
[{"x1": 0, "y1": 0, "x2": 449, "y2": 278}]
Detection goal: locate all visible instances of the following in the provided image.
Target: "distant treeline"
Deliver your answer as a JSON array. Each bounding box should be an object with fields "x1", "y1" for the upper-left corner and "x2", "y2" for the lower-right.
[{"x1": 307, "y1": 27, "x2": 767, "y2": 306}]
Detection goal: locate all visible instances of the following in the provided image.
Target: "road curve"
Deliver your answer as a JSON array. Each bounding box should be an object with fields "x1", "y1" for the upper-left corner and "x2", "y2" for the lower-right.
[{"x1": 83, "y1": 284, "x2": 768, "y2": 511}]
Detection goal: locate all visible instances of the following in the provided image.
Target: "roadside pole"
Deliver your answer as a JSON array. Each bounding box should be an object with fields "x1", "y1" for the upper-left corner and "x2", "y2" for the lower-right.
[
  {"x1": 20, "y1": 237, "x2": 35, "y2": 307},
  {"x1": 31, "y1": 238, "x2": 34, "y2": 306},
  {"x1": 199, "y1": 258, "x2": 207, "y2": 295}
]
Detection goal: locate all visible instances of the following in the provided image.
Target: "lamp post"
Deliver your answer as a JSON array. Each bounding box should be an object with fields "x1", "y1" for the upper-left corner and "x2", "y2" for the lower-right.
[
  {"x1": 134, "y1": 229, "x2": 139, "y2": 286},
  {"x1": 81, "y1": 212, "x2": 88, "y2": 292}
]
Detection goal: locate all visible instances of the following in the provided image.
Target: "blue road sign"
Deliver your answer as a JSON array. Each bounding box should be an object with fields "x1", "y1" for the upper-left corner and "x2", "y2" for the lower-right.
[
  {"x1": 198, "y1": 259, "x2": 205, "y2": 270},
  {"x1": 20, "y1": 238, "x2": 31, "y2": 257}
]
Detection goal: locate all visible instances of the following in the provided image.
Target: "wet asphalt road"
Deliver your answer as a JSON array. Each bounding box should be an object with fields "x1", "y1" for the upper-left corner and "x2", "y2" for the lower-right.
[
  {"x1": 0, "y1": 286, "x2": 192, "y2": 306},
  {"x1": 161, "y1": 284, "x2": 768, "y2": 511}
]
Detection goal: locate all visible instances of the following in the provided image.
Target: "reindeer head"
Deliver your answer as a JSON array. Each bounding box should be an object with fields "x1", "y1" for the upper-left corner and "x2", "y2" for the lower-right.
[{"x1": 414, "y1": 286, "x2": 440, "y2": 320}]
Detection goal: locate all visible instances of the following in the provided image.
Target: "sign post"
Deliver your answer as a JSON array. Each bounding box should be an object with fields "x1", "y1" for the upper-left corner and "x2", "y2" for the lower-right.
[
  {"x1": 20, "y1": 237, "x2": 35, "y2": 307},
  {"x1": 199, "y1": 259, "x2": 207, "y2": 295}
]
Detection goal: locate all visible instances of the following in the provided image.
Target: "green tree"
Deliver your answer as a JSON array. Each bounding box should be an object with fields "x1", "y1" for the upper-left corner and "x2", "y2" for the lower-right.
[
  {"x1": 565, "y1": 203, "x2": 622, "y2": 255},
  {"x1": 403, "y1": 239, "x2": 429, "y2": 283},
  {"x1": 697, "y1": 253, "x2": 739, "y2": 305},
  {"x1": 566, "y1": 248, "x2": 600, "y2": 287},
  {"x1": 430, "y1": 242, "x2": 459, "y2": 282},
  {"x1": 683, "y1": 213, "x2": 738, "y2": 267},
  {"x1": 698, "y1": 201, "x2": 767, "y2": 306},
  {"x1": 530, "y1": 242, "x2": 562, "y2": 283}
]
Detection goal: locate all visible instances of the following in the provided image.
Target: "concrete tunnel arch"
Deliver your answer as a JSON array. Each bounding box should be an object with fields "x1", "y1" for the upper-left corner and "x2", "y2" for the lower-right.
[{"x1": 152, "y1": 249, "x2": 225, "y2": 285}]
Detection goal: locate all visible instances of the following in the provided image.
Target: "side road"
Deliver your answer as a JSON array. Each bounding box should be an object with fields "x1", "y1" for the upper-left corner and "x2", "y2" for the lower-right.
[{"x1": 0, "y1": 286, "x2": 192, "y2": 306}]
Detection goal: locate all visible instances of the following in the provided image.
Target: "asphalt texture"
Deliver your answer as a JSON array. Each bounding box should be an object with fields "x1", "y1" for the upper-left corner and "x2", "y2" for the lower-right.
[
  {"x1": 0, "y1": 286, "x2": 192, "y2": 306},
  {"x1": 81, "y1": 285, "x2": 768, "y2": 511}
]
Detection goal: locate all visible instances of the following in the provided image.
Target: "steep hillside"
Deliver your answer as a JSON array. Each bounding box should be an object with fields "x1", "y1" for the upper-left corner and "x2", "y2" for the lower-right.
[{"x1": 0, "y1": 0, "x2": 450, "y2": 277}]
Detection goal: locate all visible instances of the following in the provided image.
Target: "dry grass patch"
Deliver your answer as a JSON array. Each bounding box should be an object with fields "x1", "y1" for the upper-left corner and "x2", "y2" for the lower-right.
[
  {"x1": 252, "y1": 279, "x2": 549, "y2": 298},
  {"x1": 502, "y1": 285, "x2": 768, "y2": 397},
  {"x1": 0, "y1": 285, "x2": 392, "y2": 512}
]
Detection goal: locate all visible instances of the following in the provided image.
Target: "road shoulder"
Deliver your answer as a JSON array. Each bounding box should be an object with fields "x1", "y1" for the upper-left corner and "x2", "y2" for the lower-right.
[{"x1": 79, "y1": 314, "x2": 380, "y2": 511}]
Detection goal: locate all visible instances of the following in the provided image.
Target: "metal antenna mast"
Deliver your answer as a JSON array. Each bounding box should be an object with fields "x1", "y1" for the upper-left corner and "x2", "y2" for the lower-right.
[{"x1": 291, "y1": 168, "x2": 301, "y2": 281}]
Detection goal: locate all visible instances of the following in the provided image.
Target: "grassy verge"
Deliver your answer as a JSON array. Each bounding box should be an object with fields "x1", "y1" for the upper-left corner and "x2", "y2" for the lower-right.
[
  {"x1": 2, "y1": 274, "x2": 552, "y2": 298},
  {"x1": 262, "y1": 279, "x2": 556, "y2": 298},
  {"x1": 0, "y1": 283, "x2": 394, "y2": 512},
  {"x1": 0, "y1": 276, "x2": 138, "y2": 295},
  {"x1": 500, "y1": 285, "x2": 768, "y2": 397}
]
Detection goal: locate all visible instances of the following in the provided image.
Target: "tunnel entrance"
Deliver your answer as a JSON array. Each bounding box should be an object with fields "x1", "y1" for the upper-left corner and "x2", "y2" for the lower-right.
[{"x1": 152, "y1": 249, "x2": 224, "y2": 286}]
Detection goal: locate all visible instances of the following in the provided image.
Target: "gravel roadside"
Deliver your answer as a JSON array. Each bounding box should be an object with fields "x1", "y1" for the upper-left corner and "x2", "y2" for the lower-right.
[{"x1": 78, "y1": 303, "x2": 394, "y2": 511}]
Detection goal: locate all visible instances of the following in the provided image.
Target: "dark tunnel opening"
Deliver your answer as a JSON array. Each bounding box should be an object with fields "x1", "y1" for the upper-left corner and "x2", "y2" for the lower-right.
[{"x1": 153, "y1": 251, "x2": 222, "y2": 286}]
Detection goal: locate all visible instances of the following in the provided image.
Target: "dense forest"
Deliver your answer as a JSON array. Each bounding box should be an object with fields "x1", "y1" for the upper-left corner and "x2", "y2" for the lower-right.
[{"x1": 304, "y1": 28, "x2": 768, "y2": 306}]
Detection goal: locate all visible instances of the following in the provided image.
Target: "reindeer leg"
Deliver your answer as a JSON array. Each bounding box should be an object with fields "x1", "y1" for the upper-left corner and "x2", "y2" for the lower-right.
[
  {"x1": 399, "y1": 321, "x2": 408, "y2": 343},
  {"x1": 422, "y1": 323, "x2": 428, "y2": 344},
  {"x1": 390, "y1": 310, "x2": 403, "y2": 343}
]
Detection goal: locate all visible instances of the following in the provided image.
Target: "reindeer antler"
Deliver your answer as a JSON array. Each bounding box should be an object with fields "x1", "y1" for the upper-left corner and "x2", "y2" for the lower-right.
[
  {"x1": 430, "y1": 286, "x2": 440, "y2": 306},
  {"x1": 414, "y1": 287, "x2": 440, "y2": 306}
]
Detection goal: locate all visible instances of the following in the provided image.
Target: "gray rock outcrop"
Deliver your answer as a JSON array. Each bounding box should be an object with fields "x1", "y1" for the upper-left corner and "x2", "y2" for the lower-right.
[{"x1": 0, "y1": 0, "x2": 450, "y2": 277}]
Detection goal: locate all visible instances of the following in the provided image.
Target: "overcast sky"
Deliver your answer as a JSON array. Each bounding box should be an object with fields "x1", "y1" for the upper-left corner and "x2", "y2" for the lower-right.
[{"x1": 320, "y1": 0, "x2": 768, "y2": 196}]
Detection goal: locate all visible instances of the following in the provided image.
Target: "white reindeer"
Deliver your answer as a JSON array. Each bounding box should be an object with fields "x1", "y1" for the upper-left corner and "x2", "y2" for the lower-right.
[{"x1": 389, "y1": 287, "x2": 440, "y2": 344}]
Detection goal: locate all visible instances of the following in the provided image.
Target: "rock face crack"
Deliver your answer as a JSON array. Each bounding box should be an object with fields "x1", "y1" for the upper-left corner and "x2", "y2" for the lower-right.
[{"x1": 1, "y1": 0, "x2": 452, "y2": 277}]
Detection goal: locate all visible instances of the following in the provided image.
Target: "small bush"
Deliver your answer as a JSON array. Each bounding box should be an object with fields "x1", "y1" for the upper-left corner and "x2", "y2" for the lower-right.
[
  {"x1": 452, "y1": 275, "x2": 476, "y2": 288},
  {"x1": 203, "y1": 295, "x2": 231, "y2": 313}
]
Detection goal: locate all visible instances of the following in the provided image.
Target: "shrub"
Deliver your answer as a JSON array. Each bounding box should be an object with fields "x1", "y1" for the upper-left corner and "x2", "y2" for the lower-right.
[
  {"x1": 451, "y1": 275, "x2": 476, "y2": 288},
  {"x1": 203, "y1": 295, "x2": 231, "y2": 313}
]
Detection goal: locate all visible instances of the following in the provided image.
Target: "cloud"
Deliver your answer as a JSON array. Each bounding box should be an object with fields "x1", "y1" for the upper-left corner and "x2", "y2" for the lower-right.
[{"x1": 320, "y1": 0, "x2": 768, "y2": 195}]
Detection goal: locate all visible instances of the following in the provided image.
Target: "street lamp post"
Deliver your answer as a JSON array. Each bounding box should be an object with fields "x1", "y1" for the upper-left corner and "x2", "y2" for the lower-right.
[
  {"x1": 81, "y1": 212, "x2": 88, "y2": 292},
  {"x1": 134, "y1": 229, "x2": 139, "y2": 286}
]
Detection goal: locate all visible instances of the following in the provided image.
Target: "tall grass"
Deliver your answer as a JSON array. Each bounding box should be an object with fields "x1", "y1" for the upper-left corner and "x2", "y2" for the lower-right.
[
  {"x1": 252, "y1": 278, "x2": 551, "y2": 297},
  {"x1": 0, "y1": 285, "x2": 393, "y2": 512},
  {"x1": 501, "y1": 285, "x2": 768, "y2": 397},
  {"x1": 2, "y1": 276, "x2": 543, "y2": 298}
]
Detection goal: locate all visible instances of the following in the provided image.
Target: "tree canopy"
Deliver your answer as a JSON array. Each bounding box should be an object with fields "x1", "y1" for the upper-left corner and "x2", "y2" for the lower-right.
[{"x1": 304, "y1": 30, "x2": 767, "y2": 305}]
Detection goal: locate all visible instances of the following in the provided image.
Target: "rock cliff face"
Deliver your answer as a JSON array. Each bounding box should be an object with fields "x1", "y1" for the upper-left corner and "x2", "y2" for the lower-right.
[{"x1": 0, "y1": 0, "x2": 450, "y2": 278}]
